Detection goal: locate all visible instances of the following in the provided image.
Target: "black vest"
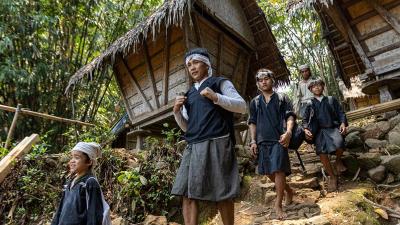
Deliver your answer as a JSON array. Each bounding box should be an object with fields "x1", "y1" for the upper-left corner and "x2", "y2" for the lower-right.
[{"x1": 184, "y1": 77, "x2": 234, "y2": 144}]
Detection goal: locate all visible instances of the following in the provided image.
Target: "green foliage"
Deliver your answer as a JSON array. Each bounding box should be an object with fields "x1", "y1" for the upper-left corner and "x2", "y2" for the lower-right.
[
  {"x1": 0, "y1": 145, "x2": 9, "y2": 159},
  {"x1": 161, "y1": 123, "x2": 182, "y2": 145}
]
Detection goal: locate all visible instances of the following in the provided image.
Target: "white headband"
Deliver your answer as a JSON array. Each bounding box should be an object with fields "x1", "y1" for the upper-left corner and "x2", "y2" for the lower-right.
[
  {"x1": 256, "y1": 71, "x2": 274, "y2": 79},
  {"x1": 299, "y1": 64, "x2": 310, "y2": 70},
  {"x1": 71, "y1": 142, "x2": 102, "y2": 166},
  {"x1": 185, "y1": 53, "x2": 213, "y2": 77}
]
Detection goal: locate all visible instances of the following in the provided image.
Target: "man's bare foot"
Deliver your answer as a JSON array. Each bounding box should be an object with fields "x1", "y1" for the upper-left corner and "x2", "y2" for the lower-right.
[
  {"x1": 335, "y1": 160, "x2": 347, "y2": 174},
  {"x1": 285, "y1": 188, "x2": 294, "y2": 206},
  {"x1": 274, "y1": 203, "x2": 287, "y2": 220},
  {"x1": 327, "y1": 176, "x2": 338, "y2": 192}
]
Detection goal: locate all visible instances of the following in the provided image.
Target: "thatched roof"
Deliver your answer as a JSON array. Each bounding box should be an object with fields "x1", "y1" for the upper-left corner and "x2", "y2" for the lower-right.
[
  {"x1": 339, "y1": 77, "x2": 365, "y2": 99},
  {"x1": 66, "y1": 0, "x2": 190, "y2": 92},
  {"x1": 287, "y1": 0, "x2": 332, "y2": 15}
]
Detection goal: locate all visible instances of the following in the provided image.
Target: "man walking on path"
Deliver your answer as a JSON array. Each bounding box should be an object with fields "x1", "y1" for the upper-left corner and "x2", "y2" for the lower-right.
[
  {"x1": 248, "y1": 69, "x2": 295, "y2": 220},
  {"x1": 171, "y1": 48, "x2": 247, "y2": 225},
  {"x1": 295, "y1": 64, "x2": 315, "y2": 119}
]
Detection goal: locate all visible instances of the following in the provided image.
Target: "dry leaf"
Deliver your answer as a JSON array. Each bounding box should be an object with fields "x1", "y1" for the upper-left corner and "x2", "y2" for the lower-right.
[{"x1": 374, "y1": 208, "x2": 388, "y2": 219}]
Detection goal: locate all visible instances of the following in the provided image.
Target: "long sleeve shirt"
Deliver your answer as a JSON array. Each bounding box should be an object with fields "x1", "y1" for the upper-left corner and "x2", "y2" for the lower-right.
[{"x1": 173, "y1": 77, "x2": 247, "y2": 132}]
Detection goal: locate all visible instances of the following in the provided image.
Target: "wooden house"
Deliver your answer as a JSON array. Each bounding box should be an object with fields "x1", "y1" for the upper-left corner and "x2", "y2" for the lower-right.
[
  {"x1": 68, "y1": 0, "x2": 290, "y2": 149},
  {"x1": 288, "y1": 0, "x2": 400, "y2": 104},
  {"x1": 338, "y1": 77, "x2": 380, "y2": 111}
]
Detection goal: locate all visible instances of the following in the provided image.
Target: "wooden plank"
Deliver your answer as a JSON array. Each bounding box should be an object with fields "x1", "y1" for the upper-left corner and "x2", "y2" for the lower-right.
[
  {"x1": 358, "y1": 24, "x2": 393, "y2": 41},
  {"x1": 366, "y1": 0, "x2": 400, "y2": 35},
  {"x1": 241, "y1": 56, "x2": 251, "y2": 95},
  {"x1": 114, "y1": 68, "x2": 135, "y2": 121},
  {"x1": 0, "y1": 134, "x2": 40, "y2": 183},
  {"x1": 130, "y1": 102, "x2": 174, "y2": 127},
  {"x1": 192, "y1": 13, "x2": 203, "y2": 47},
  {"x1": 335, "y1": 4, "x2": 375, "y2": 73},
  {"x1": 182, "y1": 15, "x2": 192, "y2": 89},
  {"x1": 366, "y1": 41, "x2": 400, "y2": 57},
  {"x1": 217, "y1": 33, "x2": 224, "y2": 76},
  {"x1": 119, "y1": 55, "x2": 154, "y2": 111},
  {"x1": 346, "y1": 98, "x2": 400, "y2": 121},
  {"x1": 0, "y1": 104, "x2": 94, "y2": 127},
  {"x1": 143, "y1": 42, "x2": 160, "y2": 109},
  {"x1": 351, "y1": 0, "x2": 400, "y2": 25},
  {"x1": 163, "y1": 28, "x2": 171, "y2": 106},
  {"x1": 231, "y1": 53, "x2": 243, "y2": 84}
]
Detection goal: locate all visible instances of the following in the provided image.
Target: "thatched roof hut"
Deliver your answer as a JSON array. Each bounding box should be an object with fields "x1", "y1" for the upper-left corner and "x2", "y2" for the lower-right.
[
  {"x1": 67, "y1": 0, "x2": 290, "y2": 137},
  {"x1": 288, "y1": 0, "x2": 400, "y2": 102}
]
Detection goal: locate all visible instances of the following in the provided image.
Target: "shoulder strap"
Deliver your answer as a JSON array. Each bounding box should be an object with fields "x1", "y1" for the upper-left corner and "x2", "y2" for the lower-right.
[
  {"x1": 84, "y1": 177, "x2": 112, "y2": 225},
  {"x1": 328, "y1": 96, "x2": 333, "y2": 107},
  {"x1": 255, "y1": 95, "x2": 261, "y2": 111},
  {"x1": 277, "y1": 93, "x2": 284, "y2": 109}
]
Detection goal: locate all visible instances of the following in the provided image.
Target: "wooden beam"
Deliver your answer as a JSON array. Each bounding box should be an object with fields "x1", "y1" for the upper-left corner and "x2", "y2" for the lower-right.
[
  {"x1": 163, "y1": 28, "x2": 171, "y2": 106},
  {"x1": 113, "y1": 68, "x2": 135, "y2": 122},
  {"x1": 232, "y1": 54, "x2": 242, "y2": 84},
  {"x1": 346, "y1": 98, "x2": 400, "y2": 121},
  {"x1": 217, "y1": 33, "x2": 224, "y2": 76},
  {"x1": 5, "y1": 104, "x2": 21, "y2": 149},
  {"x1": 335, "y1": 4, "x2": 375, "y2": 73},
  {"x1": 351, "y1": 0, "x2": 400, "y2": 25},
  {"x1": 366, "y1": 0, "x2": 400, "y2": 35},
  {"x1": 358, "y1": 25, "x2": 392, "y2": 41},
  {"x1": 322, "y1": 5, "x2": 350, "y2": 42},
  {"x1": 182, "y1": 15, "x2": 192, "y2": 89},
  {"x1": 367, "y1": 41, "x2": 400, "y2": 57},
  {"x1": 0, "y1": 104, "x2": 94, "y2": 127},
  {"x1": 118, "y1": 55, "x2": 154, "y2": 111},
  {"x1": 0, "y1": 134, "x2": 40, "y2": 183},
  {"x1": 143, "y1": 42, "x2": 160, "y2": 109},
  {"x1": 241, "y1": 56, "x2": 251, "y2": 95},
  {"x1": 192, "y1": 13, "x2": 203, "y2": 47}
]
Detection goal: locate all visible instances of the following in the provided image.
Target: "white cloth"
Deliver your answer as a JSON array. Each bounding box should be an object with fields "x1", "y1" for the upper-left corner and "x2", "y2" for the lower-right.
[
  {"x1": 185, "y1": 53, "x2": 213, "y2": 77},
  {"x1": 71, "y1": 142, "x2": 101, "y2": 166},
  {"x1": 299, "y1": 64, "x2": 310, "y2": 70},
  {"x1": 297, "y1": 79, "x2": 315, "y2": 103},
  {"x1": 174, "y1": 77, "x2": 247, "y2": 132}
]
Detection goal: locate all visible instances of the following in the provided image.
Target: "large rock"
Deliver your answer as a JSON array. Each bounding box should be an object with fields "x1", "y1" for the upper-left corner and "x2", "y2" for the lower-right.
[
  {"x1": 365, "y1": 139, "x2": 388, "y2": 149},
  {"x1": 345, "y1": 132, "x2": 364, "y2": 149},
  {"x1": 357, "y1": 152, "x2": 382, "y2": 170},
  {"x1": 386, "y1": 145, "x2": 400, "y2": 155},
  {"x1": 367, "y1": 165, "x2": 386, "y2": 183},
  {"x1": 391, "y1": 122, "x2": 400, "y2": 133},
  {"x1": 347, "y1": 126, "x2": 366, "y2": 135},
  {"x1": 342, "y1": 153, "x2": 360, "y2": 174},
  {"x1": 143, "y1": 215, "x2": 168, "y2": 225},
  {"x1": 388, "y1": 131, "x2": 400, "y2": 146},
  {"x1": 362, "y1": 122, "x2": 390, "y2": 140},
  {"x1": 389, "y1": 114, "x2": 400, "y2": 130},
  {"x1": 381, "y1": 155, "x2": 400, "y2": 175}
]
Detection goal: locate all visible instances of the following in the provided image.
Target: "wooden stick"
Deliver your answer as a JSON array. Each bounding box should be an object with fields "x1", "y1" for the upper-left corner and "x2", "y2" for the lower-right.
[
  {"x1": 363, "y1": 196, "x2": 400, "y2": 216},
  {"x1": 346, "y1": 98, "x2": 400, "y2": 121},
  {"x1": 377, "y1": 183, "x2": 400, "y2": 189},
  {"x1": 0, "y1": 104, "x2": 94, "y2": 127},
  {"x1": 5, "y1": 104, "x2": 22, "y2": 149}
]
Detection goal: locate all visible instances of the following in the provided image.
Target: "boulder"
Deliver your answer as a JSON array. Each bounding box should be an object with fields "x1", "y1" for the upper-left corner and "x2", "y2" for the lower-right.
[
  {"x1": 384, "y1": 173, "x2": 395, "y2": 184},
  {"x1": 306, "y1": 215, "x2": 331, "y2": 225},
  {"x1": 289, "y1": 177, "x2": 319, "y2": 189},
  {"x1": 347, "y1": 126, "x2": 366, "y2": 135},
  {"x1": 367, "y1": 165, "x2": 386, "y2": 183},
  {"x1": 381, "y1": 155, "x2": 400, "y2": 175},
  {"x1": 365, "y1": 139, "x2": 388, "y2": 149},
  {"x1": 386, "y1": 145, "x2": 400, "y2": 155},
  {"x1": 362, "y1": 122, "x2": 389, "y2": 140},
  {"x1": 388, "y1": 131, "x2": 400, "y2": 146},
  {"x1": 357, "y1": 152, "x2": 382, "y2": 170},
  {"x1": 143, "y1": 215, "x2": 168, "y2": 225},
  {"x1": 345, "y1": 132, "x2": 364, "y2": 149},
  {"x1": 391, "y1": 122, "x2": 400, "y2": 133},
  {"x1": 342, "y1": 153, "x2": 360, "y2": 174},
  {"x1": 389, "y1": 114, "x2": 400, "y2": 130}
]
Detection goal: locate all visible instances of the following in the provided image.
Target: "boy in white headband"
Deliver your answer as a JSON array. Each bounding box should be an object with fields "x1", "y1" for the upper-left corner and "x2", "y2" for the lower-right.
[
  {"x1": 295, "y1": 64, "x2": 315, "y2": 118},
  {"x1": 52, "y1": 142, "x2": 111, "y2": 225},
  {"x1": 248, "y1": 68, "x2": 295, "y2": 220},
  {"x1": 172, "y1": 48, "x2": 246, "y2": 225}
]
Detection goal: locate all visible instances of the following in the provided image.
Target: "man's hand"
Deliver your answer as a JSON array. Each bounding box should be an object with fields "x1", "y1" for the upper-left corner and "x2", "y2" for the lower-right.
[
  {"x1": 200, "y1": 87, "x2": 218, "y2": 102},
  {"x1": 339, "y1": 123, "x2": 347, "y2": 135},
  {"x1": 279, "y1": 131, "x2": 292, "y2": 148},
  {"x1": 249, "y1": 143, "x2": 258, "y2": 158},
  {"x1": 304, "y1": 128, "x2": 313, "y2": 141},
  {"x1": 173, "y1": 96, "x2": 186, "y2": 113}
]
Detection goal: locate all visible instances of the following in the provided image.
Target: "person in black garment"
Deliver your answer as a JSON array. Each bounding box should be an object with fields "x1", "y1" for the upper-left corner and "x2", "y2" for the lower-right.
[
  {"x1": 172, "y1": 48, "x2": 247, "y2": 225},
  {"x1": 302, "y1": 79, "x2": 348, "y2": 192},
  {"x1": 248, "y1": 69, "x2": 295, "y2": 220},
  {"x1": 52, "y1": 142, "x2": 107, "y2": 225}
]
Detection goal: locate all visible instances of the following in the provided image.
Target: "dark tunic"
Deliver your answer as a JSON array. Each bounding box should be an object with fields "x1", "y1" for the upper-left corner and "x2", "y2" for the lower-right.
[
  {"x1": 51, "y1": 173, "x2": 103, "y2": 225},
  {"x1": 302, "y1": 96, "x2": 348, "y2": 155},
  {"x1": 248, "y1": 93, "x2": 295, "y2": 176},
  {"x1": 172, "y1": 76, "x2": 240, "y2": 201}
]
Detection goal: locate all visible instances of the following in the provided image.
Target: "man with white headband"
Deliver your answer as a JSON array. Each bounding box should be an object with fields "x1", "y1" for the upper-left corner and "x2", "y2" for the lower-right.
[
  {"x1": 295, "y1": 64, "x2": 315, "y2": 118},
  {"x1": 172, "y1": 48, "x2": 246, "y2": 225},
  {"x1": 248, "y1": 68, "x2": 295, "y2": 220}
]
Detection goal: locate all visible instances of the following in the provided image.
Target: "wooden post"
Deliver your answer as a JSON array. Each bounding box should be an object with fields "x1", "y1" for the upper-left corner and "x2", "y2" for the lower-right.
[
  {"x1": 0, "y1": 134, "x2": 40, "y2": 183},
  {"x1": 5, "y1": 104, "x2": 22, "y2": 149}
]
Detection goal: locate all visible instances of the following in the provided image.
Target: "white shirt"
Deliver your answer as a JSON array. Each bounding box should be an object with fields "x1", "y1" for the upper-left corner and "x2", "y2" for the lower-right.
[{"x1": 173, "y1": 77, "x2": 247, "y2": 132}]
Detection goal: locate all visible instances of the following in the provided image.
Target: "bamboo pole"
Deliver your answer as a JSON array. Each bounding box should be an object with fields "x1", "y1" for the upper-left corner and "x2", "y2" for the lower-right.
[
  {"x1": 0, "y1": 104, "x2": 94, "y2": 127},
  {"x1": 0, "y1": 134, "x2": 40, "y2": 184},
  {"x1": 5, "y1": 104, "x2": 22, "y2": 149},
  {"x1": 346, "y1": 98, "x2": 400, "y2": 121}
]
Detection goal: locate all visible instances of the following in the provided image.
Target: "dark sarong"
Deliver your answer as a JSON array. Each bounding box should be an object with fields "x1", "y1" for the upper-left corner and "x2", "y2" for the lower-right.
[
  {"x1": 171, "y1": 135, "x2": 240, "y2": 202},
  {"x1": 315, "y1": 127, "x2": 344, "y2": 155},
  {"x1": 257, "y1": 142, "x2": 291, "y2": 176}
]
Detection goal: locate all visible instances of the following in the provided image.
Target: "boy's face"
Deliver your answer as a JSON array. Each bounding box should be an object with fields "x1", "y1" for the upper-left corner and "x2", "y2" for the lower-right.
[
  {"x1": 311, "y1": 84, "x2": 324, "y2": 95},
  {"x1": 300, "y1": 69, "x2": 311, "y2": 80},
  {"x1": 257, "y1": 76, "x2": 274, "y2": 92},
  {"x1": 69, "y1": 150, "x2": 92, "y2": 175},
  {"x1": 186, "y1": 59, "x2": 209, "y2": 82}
]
